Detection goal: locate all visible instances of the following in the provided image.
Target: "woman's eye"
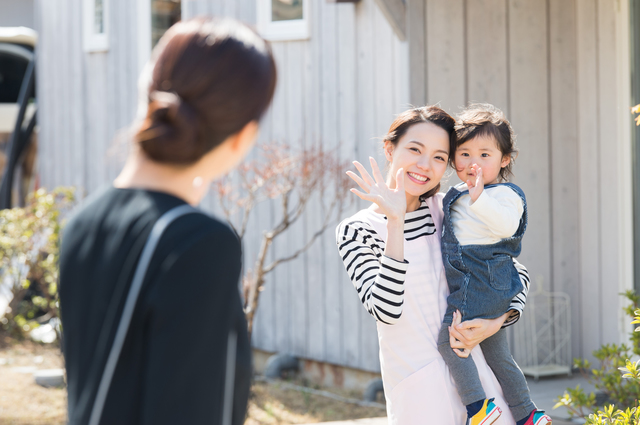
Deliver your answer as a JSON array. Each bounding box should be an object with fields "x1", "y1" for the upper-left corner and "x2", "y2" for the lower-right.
[
  {"x1": 410, "y1": 147, "x2": 420, "y2": 153},
  {"x1": 435, "y1": 156, "x2": 446, "y2": 161}
]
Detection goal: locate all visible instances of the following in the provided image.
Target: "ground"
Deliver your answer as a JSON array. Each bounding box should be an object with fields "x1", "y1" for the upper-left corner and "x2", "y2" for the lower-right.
[
  {"x1": 0, "y1": 334, "x2": 66, "y2": 425},
  {"x1": 0, "y1": 333, "x2": 385, "y2": 425}
]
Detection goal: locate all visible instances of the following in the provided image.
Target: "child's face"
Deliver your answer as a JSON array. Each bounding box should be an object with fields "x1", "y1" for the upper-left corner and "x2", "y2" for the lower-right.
[{"x1": 454, "y1": 135, "x2": 510, "y2": 185}]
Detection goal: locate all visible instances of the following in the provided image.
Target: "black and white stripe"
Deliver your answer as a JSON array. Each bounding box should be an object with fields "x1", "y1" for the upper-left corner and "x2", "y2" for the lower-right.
[
  {"x1": 337, "y1": 219, "x2": 408, "y2": 325},
  {"x1": 503, "y1": 259, "x2": 530, "y2": 327},
  {"x1": 337, "y1": 201, "x2": 530, "y2": 327}
]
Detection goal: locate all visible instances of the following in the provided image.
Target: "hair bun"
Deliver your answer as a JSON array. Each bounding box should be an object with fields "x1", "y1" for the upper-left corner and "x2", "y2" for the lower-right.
[{"x1": 136, "y1": 90, "x2": 206, "y2": 164}]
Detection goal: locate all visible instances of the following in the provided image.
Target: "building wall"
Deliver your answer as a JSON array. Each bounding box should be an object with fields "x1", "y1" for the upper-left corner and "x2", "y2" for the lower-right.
[
  {"x1": 34, "y1": 0, "x2": 632, "y2": 372},
  {"x1": 0, "y1": 0, "x2": 34, "y2": 28},
  {"x1": 408, "y1": 0, "x2": 633, "y2": 362},
  {"x1": 35, "y1": 0, "x2": 409, "y2": 373},
  {"x1": 187, "y1": 0, "x2": 411, "y2": 373}
]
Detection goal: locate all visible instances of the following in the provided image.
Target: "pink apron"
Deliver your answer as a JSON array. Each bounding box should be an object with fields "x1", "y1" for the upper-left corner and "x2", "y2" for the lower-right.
[{"x1": 365, "y1": 194, "x2": 515, "y2": 425}]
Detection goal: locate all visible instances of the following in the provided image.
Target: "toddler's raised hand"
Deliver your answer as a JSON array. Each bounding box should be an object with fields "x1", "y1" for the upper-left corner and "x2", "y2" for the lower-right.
[{"x1": 466, "y1": 164, "x2": 484, "y2": 203}]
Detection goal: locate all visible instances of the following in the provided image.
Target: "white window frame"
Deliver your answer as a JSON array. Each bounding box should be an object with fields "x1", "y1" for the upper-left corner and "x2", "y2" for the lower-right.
[
  {"x1": 137, "y1": 0, "x2": 152, "y2": 75},
  {"x1": 257, "y1": 0, "x2": 310, "y2": 42},
  {"x1": 83, "y1": 0, "x2": 109, "y2": 52}
]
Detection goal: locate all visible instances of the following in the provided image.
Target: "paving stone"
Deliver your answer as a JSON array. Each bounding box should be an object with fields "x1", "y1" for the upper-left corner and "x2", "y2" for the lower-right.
[{"x1": 34, "y1": 369, "x2": 65, "y2": 387}]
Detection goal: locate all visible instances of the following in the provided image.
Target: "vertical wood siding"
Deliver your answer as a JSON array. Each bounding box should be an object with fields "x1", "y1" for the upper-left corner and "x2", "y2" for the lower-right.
[
  {"x1": 35, "y1": 0, "x2": 629, "y2": 371},
  {"x1": 185, "y1": 0, "x2": 409, "y2": 372},
  {"x1": 412, "y1": 0, "x2": 626, "y2": 361}
]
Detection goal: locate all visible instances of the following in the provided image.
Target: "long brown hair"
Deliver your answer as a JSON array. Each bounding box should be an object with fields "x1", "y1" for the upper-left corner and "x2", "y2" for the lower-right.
[
  {"x1": 135, "y1": 18, "x2": 277, "y2": 165},
  {"x1": 383, "y1": 105, "x2": 456, "y2": 199}
]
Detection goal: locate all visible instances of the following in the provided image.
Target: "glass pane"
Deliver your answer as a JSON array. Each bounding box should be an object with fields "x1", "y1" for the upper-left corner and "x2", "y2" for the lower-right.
[
  {"x1": 272, "y1": 0, "x2": 303, "y2": 22},
  {"x1": 152, "y1": 0, "x2": 181, "y2": 48},
  {"x1": 94, "y1": 0, "x2": 104, "y2": 34}
]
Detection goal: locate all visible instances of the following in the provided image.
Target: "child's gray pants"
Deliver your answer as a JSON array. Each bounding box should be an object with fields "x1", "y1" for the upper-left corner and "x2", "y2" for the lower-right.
[{"x1": 437, "y1": 324, "x2": 536, "y2": 421}]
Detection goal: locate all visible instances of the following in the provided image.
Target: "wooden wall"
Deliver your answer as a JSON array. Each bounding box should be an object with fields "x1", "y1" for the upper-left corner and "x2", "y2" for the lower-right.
[
  {"x1": 408, "y1": 0, "x2": 631, "y2": 361},
  {"x1": 33, "y1": 0, "x2": 632, "y2": 371},
  {"x1": 188, "y1": 0, "x2": 411, "y2": 372},
  {"x1": 35, "y1": 0, "x2": 139, "y2": 196}
]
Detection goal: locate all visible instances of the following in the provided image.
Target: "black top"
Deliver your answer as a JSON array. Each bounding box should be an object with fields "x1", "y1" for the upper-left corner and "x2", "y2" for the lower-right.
[{"x1": 59, "y1": 187, "x2": 250, "y2": 425}]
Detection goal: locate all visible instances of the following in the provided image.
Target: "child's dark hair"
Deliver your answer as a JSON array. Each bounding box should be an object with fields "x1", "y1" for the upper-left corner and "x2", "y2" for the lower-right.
[
  {"x1": 454, "y1": 103, "x2": 517, "y2": 181},
  {"x1": 384, "y1": 105, "x2": 456, "y2": 198}
]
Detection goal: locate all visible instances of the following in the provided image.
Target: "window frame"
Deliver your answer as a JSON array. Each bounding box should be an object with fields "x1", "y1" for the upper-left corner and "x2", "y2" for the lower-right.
[
  {"x1": 83, "y1": 0, "x2": 109, "y2": 52},
  {"x1": 257, "y1": 0, "x2": 310, "y2": 42}
]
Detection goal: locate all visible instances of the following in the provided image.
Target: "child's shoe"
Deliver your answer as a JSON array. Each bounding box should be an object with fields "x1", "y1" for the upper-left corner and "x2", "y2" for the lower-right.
[
  {"x1": 465, "y1": 398, "x2": 502, "y2": 425},
  {"x1": 519, "y1": 409, "x2": 552, "y2": 425}
]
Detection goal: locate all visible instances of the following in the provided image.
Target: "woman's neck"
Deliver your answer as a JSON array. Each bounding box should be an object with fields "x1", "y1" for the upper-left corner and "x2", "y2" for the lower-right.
[
  {"x1": 113, "y1": 150, "x2": 208, "y2": 205},
  {"x1": 406, "y1": 193, "x2": 421, "y2": 213}
]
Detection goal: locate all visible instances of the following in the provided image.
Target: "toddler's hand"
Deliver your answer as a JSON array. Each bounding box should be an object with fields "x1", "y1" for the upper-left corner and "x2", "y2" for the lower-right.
[{"x1": 466, "y1": 164, "x2": 484, "y2": 203}]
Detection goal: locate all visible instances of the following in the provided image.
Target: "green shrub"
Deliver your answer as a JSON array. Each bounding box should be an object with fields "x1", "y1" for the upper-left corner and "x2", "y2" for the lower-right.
[
  {"x1": 0, "y1": 187, "x2": 75, "y2": 338},
  {"x1": 554, "y1": 291, "x2": 640, "y2": 424}
]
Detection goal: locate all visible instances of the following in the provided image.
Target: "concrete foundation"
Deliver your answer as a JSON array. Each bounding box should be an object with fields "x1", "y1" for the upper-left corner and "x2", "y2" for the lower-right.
[{"x1": 253, "y1": 349, "x2": 381, "y2": 391}]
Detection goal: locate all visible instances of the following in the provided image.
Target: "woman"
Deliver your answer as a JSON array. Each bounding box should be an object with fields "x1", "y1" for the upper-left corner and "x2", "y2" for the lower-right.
[
  {"x1": 336, "y1": 106, "x2": 529, "y2": 424},
  {"x1": 59, "y1": 18, "x2": 276, "y2": 425}
]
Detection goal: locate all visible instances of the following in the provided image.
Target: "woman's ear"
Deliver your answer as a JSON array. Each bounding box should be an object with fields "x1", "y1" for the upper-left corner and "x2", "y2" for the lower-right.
[{"x1": 383, "y1": 140, "x2": 394, "y2": 162}]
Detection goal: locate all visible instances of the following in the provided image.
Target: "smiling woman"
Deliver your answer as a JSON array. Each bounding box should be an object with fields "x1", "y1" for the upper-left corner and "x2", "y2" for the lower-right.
[{"x1": 336, "y1": 105, "x2": 531, "y2": 424}]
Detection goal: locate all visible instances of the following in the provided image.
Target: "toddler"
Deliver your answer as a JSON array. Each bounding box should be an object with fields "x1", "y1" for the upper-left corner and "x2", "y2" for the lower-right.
[{"x1": 437, "y1": 104, "x2": 551, "y2": 425}]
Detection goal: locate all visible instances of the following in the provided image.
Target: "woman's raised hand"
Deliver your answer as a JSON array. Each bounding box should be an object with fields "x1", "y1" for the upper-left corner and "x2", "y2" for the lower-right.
[{"x1": 346, "y1": 157, "x2": 407, "y2": 221}]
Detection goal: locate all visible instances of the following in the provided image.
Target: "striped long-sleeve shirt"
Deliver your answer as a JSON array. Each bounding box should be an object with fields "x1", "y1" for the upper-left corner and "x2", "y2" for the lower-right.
[{"x1": 336, "y1": 201, "x2": 529, "y2": 326}]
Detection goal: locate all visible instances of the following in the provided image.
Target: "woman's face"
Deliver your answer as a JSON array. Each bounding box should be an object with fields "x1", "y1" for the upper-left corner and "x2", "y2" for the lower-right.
[{"x1": 384, "y1": 122, "x2": 450, "y2": 205}]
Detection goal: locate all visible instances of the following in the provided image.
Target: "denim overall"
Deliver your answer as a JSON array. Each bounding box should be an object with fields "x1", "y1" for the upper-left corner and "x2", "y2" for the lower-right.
[
  {"x1": 441, "y1": 182, "x2": 528, "y2": 324},
  {"x1": 436, "y1": 183, "x2": 535, "y2": 420}
]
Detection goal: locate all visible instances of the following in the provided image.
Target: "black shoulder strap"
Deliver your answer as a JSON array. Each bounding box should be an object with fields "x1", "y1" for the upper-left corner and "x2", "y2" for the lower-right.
[{"x1": 88, "y1": 204, "x2": 199, "y2": 425}]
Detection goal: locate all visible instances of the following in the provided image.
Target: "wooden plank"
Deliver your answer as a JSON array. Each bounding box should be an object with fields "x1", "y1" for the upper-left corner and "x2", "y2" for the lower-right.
[
  {"x1": 284, "y1": 40, "x2": 309, "y2": 358},
  {"x1": 319, "y1": 0, "x2": 344, "y2": 366},
  {"x1": 304, "y1": 0, "x2": 325, "y2": 362},
  {"x1": 576, "y1": 0, "x2": 601, "y2": 360},
  {"x1": 34, "y1": 0, "x2": 51, "y2": 188},
  {"x1": 372, "y1": 0, "x2": 406, "y2": 41},
  {"x1": 49, "y1": 0, "x2": 62, "y2": 188},
  {"x1": 336, "y1": 3, "x2": 361, "y2": 369},
  {"x1": 237, "y1": 0, "x2": 256, "y2": 25},
  {"x1": 597, "y1": 0, "x2": 620, "y2": 345},
  {"x1": 69, "y1": 0, "x2": 85, "y2": 190},
  {"x1": 267, "y1": 42, "x2": 291, "y2": 354},
  {"x1": 251, "y1": 93, "x2": 276, "y2": 352},
  {"x1": 507, "y1": 0, "x2": 551, "y2": 312},
  {"x1": 466, "y1": 0, "x2": 508, "y2": 111},
  {"x1": 354, "y1": 0, "x2": 381, "y2": 372},
  {"x1": 548, "y1": 0, "x2": 581, "y2": 359},
  {"x1": 372, "y1": 4, "x2": 395, "y2": 146},
  {"x1": 407, "y1": 0, "x2": 425, "y2": 106},
  {"x1": 426, "y1": 0, "x2": 465, "y2": 113}
]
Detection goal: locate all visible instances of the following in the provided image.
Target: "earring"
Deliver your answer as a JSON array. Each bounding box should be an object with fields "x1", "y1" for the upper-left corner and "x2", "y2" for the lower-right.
[{"x1": 193, "y1": 177, "x2": 203, "y2": 188}]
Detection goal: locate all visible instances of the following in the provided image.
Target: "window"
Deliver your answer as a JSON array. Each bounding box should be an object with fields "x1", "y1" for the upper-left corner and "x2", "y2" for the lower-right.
[
  {"x1": 83, "y1": 0, "x2": 109, "y2": 52},
  {"x1": 152, "y1": 0, "x2": 181, "y2": 48},
  {"x1": 257, "y1": 0, "x2": 309, "y2": 41},
  {"x1": 137, "y1": 0, "x2": 181, "y2": 78}
]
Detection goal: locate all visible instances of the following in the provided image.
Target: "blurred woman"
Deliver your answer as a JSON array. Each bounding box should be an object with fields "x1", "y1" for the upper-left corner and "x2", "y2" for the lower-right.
[{"x1": 59, "y1": 18, "x2": 276, "y2": 425}]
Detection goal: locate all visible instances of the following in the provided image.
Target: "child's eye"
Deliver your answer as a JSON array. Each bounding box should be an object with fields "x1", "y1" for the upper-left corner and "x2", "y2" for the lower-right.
[
  {"x1": 482, "y1": 153, "x2": 490, "y2": 157},
  {"x1": 461, "y1": 153, "x2": 469, "y2": 157}
]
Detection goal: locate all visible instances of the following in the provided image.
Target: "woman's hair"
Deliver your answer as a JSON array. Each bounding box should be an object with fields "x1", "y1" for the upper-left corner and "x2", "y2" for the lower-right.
[
  {"x1": 454, "y1": 103, "x2": 517, "y2": 181},
  {"x1": 383, "y1": 105, "x2": 456, "y2": 199},
  {"x1": 135, "y1": 18, "x2": 277, "y2": 165}
]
